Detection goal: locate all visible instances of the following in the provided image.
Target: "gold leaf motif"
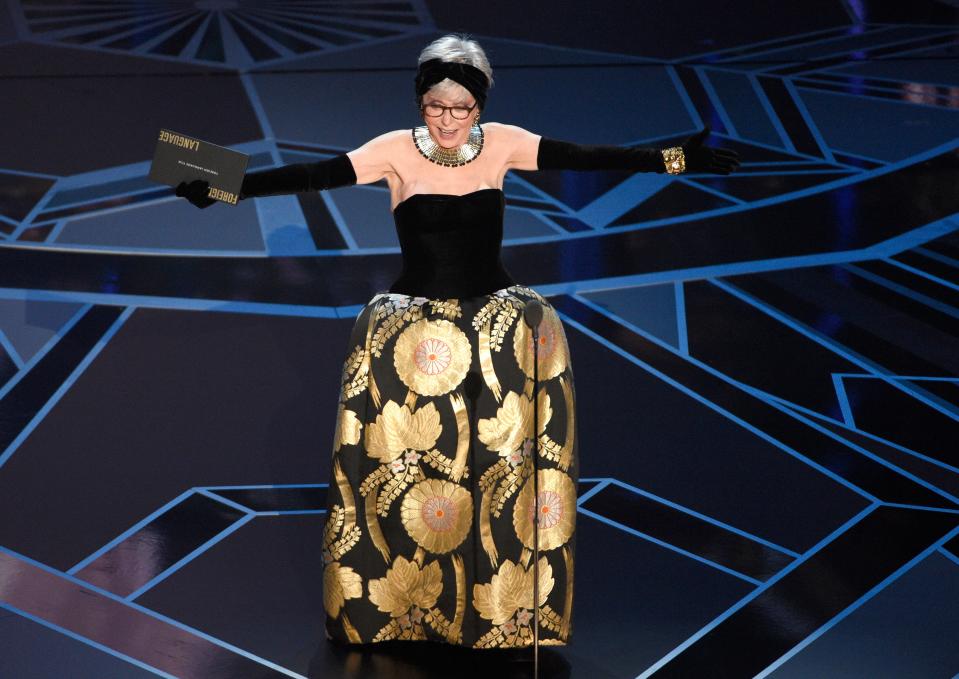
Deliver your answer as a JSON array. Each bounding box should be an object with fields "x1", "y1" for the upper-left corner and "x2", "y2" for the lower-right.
[
  {"x1": 365, "y1": 401, "x2": 442, "y2": 463},
  {"x1": 491, "y1": 468, "x2": 526, "y2": 517},
  {"x1": 323, "y1": 562, "x2": 362, "y2": 617},
  {"x1": 326, "y1": 524, "x2": 361, "y2": 563},
  {"x1": 368, "y1": 555, "x2": 444, "y2": 617},
  {"x1": 477, "y1": 390, "x2": 551, "y2": 457},
  {"x1": 370, "y1": 297, "x2": 425, "y2": 358},
  {"x1": 322, "y1": 505, "x2": 343, "y2": 551},
  {"x1": 376, "y1": 464, "x2": 421, "y2": 517},
  {"x1": 323, "y1": 460, "x2": 362, "y2": 563},
  {"x1": 339, "y1": 345, "x2": 368, "y2": 400},
  {"x1": 472, "y1": 557, "x2": 554, "y2": 625},
  {"x1": 490, "y1": 303, "x2": 518, "y2": 352},
  {"x1": 472, "y1": 299, "x2": 497, "y2": 331},
  {"x1": 359, "y1": 465, "x2": 392, "y2": 498},
  {"x1": 333, "y1": 403, "x2": 362, "y2": 452},
  {"x1": 478, "y1": 458, "x2": 511, "y2": 493},
  {"x1": 421, "y1": 448, "x2": 469, "y2": 479},
  {"x1": 429, "y1": 299, "x2": 463, "y2": 320},
  {"x1": 471, "y1": 293, "x2": 522, "y2": 343}
]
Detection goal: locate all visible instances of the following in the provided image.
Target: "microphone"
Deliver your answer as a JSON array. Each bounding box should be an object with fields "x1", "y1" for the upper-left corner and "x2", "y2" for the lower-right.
[
  {"x1": 523, "y1": 300, "x2": 543, "y2": 330},
  {"x1": 523, "y1": 299, "x2": 544, "y2": 676}
]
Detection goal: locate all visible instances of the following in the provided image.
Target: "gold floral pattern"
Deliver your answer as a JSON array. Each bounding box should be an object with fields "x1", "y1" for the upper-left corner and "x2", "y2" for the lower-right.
[
  {"x1": 369, "y1": 554, "x2": 443, "y2": 617},
  {"x1": 476, "y1": 390, "x2": 553, "y2": 566},
  {"x1": 473, "y1": 557, "x2": 554, "y2": 626},
  {"x1": 401, "y1": 478, "x2": 473, "y2": 553},
  {"x1": 394, "y1": 318, "x2": 471, "y2": 396},
  {"x1": 513, "y1": 304, "x2": 568, "y2": 381},
  {"x1": 472, "y1": 556, "x2": 571, "y2": 648},
  {"x1": 323, "y1": 562, "x2": 362, "y2": 618},
  {"x1": 322, "y1": 459, "x2": 364, "y2": 642},
  {"x1": 333, "y1": 403, "x2": 362, "y2": 452},
  {"x1": 323, "y1": 285, "x2": 576, "y2": 649},
  {"x1": 364, "y1": 400, "x2": 441, "y2": 463},
  {"x1": 512, "y1": 468, "x2": 577, "y2": 551},
  {"x1": 477, "y1": 390, "x2": 552, "y2": 458},
  {"x1": 367, "y1": 553, "x2": 467, "y2": 643}
]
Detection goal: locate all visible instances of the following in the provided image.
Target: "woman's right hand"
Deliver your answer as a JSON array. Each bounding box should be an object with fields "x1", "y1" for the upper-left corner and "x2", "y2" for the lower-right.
[{"x1": 175, "y1": 179, "x2": 216, "y2": 209}]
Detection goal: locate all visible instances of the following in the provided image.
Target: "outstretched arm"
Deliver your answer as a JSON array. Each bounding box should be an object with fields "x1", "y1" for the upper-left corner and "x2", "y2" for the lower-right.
[
  {"x1": 176, "y1": 130, "x2": 401, "y2": 209},
  {"x1": 502, "y1": 123, "x2": 739, "y2": 175}
]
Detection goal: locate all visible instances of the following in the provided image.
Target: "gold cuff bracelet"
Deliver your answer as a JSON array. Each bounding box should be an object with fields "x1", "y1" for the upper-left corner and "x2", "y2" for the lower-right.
[{"x1": 661, "y1": 146, "x2": 685, "y2": 174}]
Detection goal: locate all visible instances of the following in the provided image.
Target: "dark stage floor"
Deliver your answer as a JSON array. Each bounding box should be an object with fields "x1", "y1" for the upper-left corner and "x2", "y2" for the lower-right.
[{"x1": 1, "y1": 1, "x2": 959, "y2": 677}]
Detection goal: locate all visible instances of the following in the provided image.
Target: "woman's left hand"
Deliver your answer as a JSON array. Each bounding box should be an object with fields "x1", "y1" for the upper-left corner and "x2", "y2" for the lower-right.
[{"x1": 680, "y1": 125, "x2": 741, "y2": 174}]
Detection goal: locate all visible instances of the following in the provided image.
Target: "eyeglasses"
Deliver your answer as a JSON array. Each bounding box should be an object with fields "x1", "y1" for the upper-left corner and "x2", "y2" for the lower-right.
[{"x1": 420, "y1": 102, "x2": 477, "y2": 119}]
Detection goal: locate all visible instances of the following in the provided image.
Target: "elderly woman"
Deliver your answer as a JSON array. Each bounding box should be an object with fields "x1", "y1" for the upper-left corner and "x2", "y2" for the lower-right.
[{"x1": 178, "y1": 34, "x2": 739, "y2": 655}]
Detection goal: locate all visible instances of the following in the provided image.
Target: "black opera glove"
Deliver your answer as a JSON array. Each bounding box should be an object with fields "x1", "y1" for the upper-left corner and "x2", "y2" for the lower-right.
[
  {"x1": 676, "y1": 126, "x2": 740, "y2": 175},
  {"x1": 536, "y1": 124, "x2": 740, "y2": 175},
  {"x1": 174, "y1": 179, "x2": 216, "y2": 209},
  {"x1": 174, "y1": 153, "x2": 357, "y2": 209}
]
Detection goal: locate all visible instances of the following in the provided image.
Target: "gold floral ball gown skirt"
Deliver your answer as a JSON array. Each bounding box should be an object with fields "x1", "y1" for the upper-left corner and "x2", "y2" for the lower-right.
[{"x1": 323, "y1": 283, "x2": 578, "y2": 648}]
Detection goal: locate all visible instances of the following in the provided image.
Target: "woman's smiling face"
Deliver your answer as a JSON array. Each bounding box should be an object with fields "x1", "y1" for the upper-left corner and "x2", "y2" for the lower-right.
[{"x1": 420, "y1": 80, "x2": 479, "y2": 149}]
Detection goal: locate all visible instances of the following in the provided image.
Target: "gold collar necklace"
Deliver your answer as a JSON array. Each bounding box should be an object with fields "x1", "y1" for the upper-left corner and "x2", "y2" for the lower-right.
[{"x1": 412, "y1": 124, "x2": 484, "y2": 167}]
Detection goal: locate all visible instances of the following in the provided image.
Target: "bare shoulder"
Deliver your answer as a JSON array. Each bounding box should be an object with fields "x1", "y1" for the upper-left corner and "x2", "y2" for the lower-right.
[
  {"x1": 346, "y1": 129, "x2": 408, "y2": 184},
  {"x1": 352, "y1": 128, "x2": 408, "y2": 153},
  {"x1": 483, "y1": 122, "x2": 541, "y2": 171},
  {"x1": 483, "y1": 121, "x2": 539, "y2": 142}
]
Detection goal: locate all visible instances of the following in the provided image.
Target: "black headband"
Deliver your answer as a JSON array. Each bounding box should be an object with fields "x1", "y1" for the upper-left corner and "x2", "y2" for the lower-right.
[{"x1": 414, "y1": 58, "x2": 489, "y2": 110}]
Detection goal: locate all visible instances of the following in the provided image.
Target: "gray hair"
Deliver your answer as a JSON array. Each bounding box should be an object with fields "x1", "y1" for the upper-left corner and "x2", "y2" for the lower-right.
[{"x1": 417, "y1": 33, "x2": 494, "y2": 91}]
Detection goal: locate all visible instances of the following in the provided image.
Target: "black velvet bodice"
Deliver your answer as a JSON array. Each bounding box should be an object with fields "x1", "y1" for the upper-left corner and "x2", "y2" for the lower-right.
[{"x1": 389, "y1": 187, "x2": 515, "y2": 299}]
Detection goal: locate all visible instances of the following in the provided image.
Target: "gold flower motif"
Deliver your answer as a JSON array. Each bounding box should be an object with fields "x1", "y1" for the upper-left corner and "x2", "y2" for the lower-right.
[
  {"x1": 395, "y1": 319, "x2": 471, "y2": 396},
  {"x1": 368, "y1": 555, "x2": 444, "y2": 617},
  {"x1": 477, "y1": 390, "x2": 551, "y2": 457},
  {"x1": 365, "y1": 400, "x2": 441, "y2": 463},
  {"x1": 333, "y1": 403, "x2": 362, "y2": 452},
  {"x1": 513, "y1": 305, "x2": 568, "y2": 381},
  {"x1": 512, "y1": 469, "x2": 576, "y2": 551},
  {"x1": 401, "y1": 478, "x2": 473, "y2": 553},
  {"x1": 323, "y1": 562, "x2": 362, "y2": 618},
  {"x1": 473, "y1": 557, "x2": 554, "y2": 625}
]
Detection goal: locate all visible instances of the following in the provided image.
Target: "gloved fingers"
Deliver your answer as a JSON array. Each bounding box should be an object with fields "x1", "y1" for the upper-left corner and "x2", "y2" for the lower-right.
[
  {"x1": 714, "y1": 147, "x2": 739, "y2": 160},
  {"x1": 712, "y1": 159, "x2": 739, "y2": 174},
  {"x1": 189, "y1": 178, "x2": 210, "y2": 194},
  {"x1": 175, "y1": 179, "x2": 216, "y2": 208},
  {"x1": 714, "y1": 150, "x2": 740, "y2": 166},
  {"x1": 709, "y1": 148, "x2": 740, "y2": 173}
]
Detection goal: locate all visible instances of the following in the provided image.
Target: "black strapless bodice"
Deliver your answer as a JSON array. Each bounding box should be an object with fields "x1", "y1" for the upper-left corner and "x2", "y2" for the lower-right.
[{"x1": 389, "y1": 187, "x2": 516, "y2": 298}]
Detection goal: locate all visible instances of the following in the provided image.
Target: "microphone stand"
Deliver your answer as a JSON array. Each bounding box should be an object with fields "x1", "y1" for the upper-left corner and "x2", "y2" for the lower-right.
[{"x1": 522, "y1": 300, "x2": 544, "y2": 679}]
